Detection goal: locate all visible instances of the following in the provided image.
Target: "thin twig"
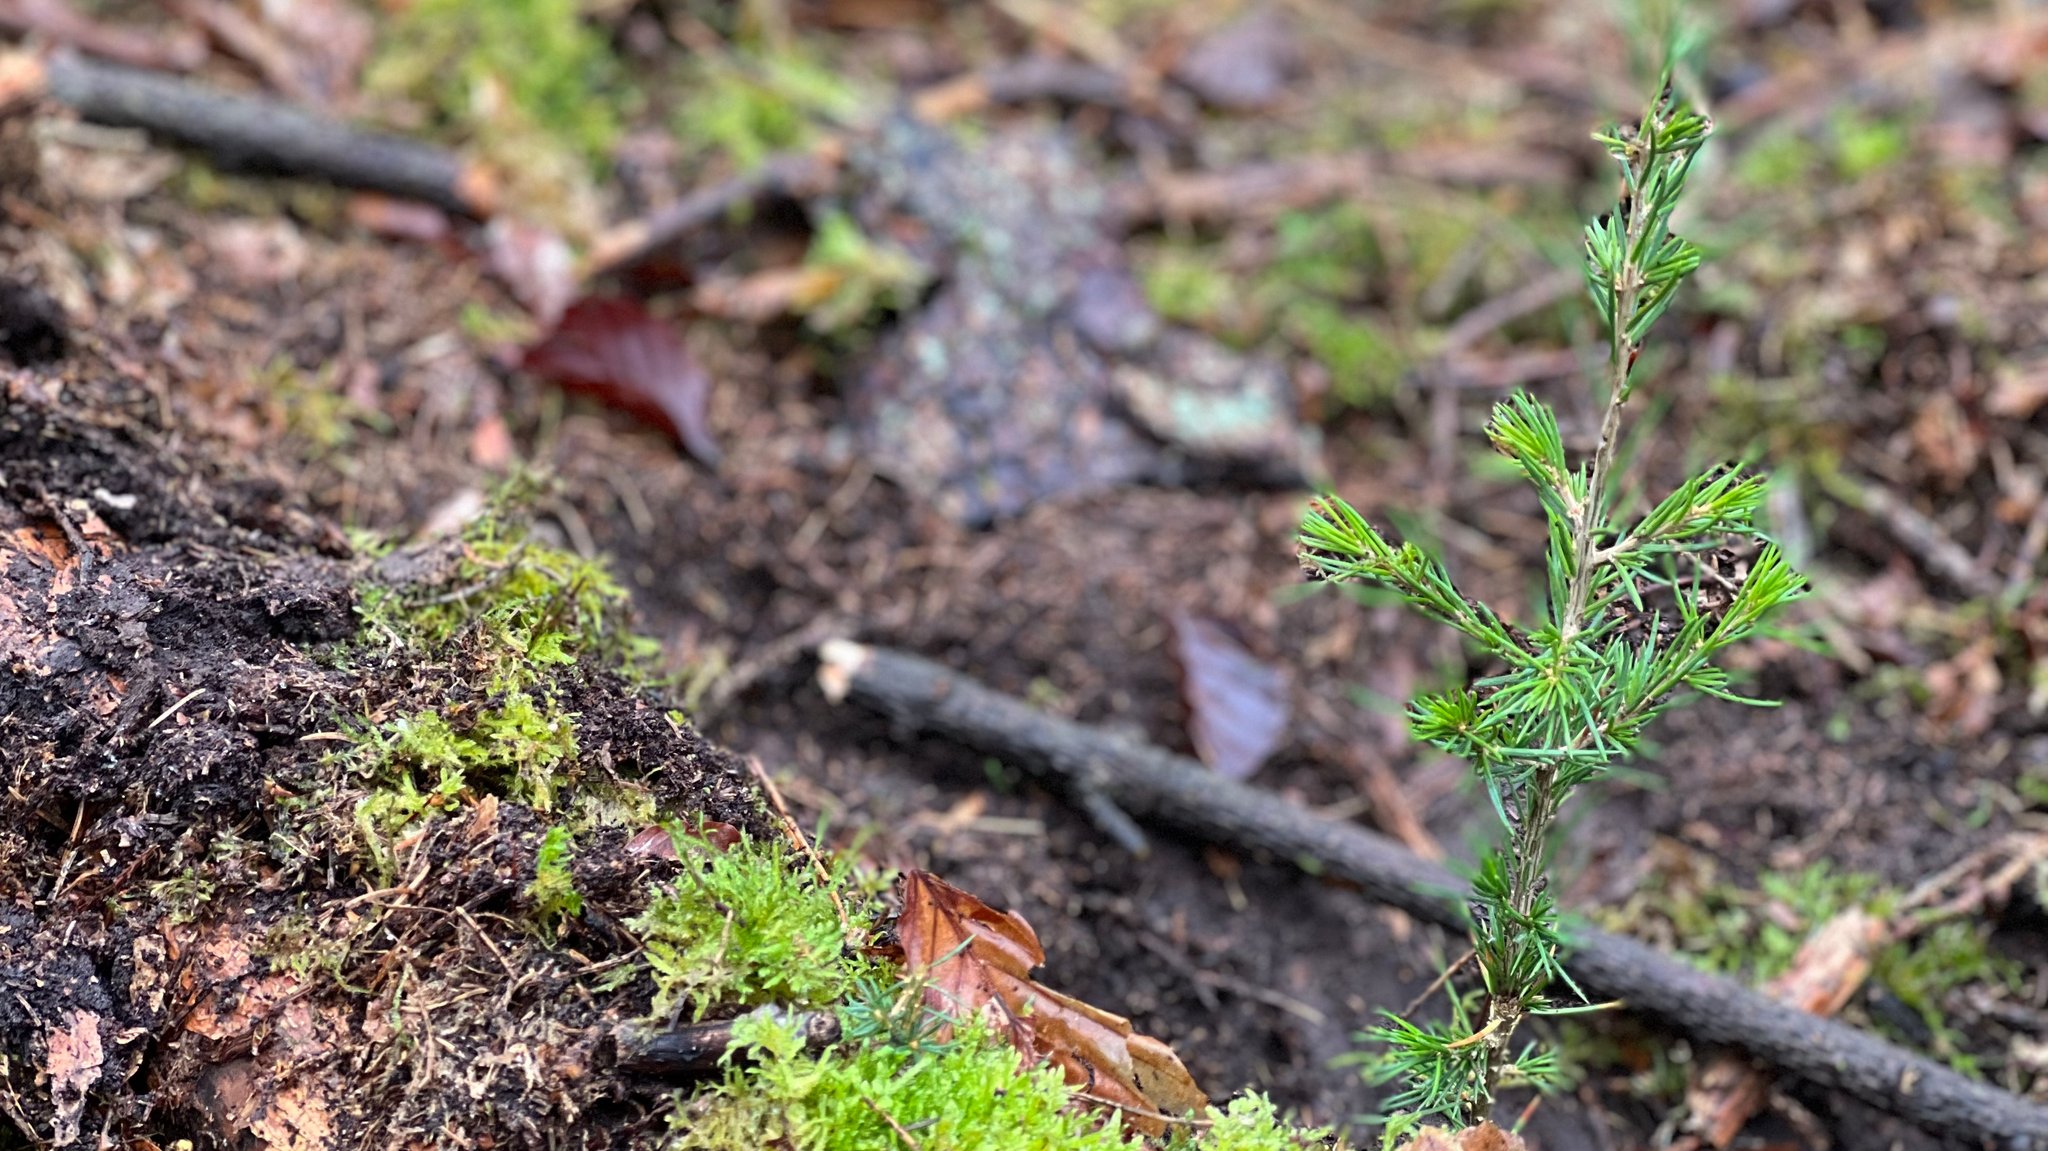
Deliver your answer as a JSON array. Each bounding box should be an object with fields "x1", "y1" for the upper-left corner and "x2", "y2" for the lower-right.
[
  {"x1": 29, "y1": 51, "x2": 493, "y2": 214},
  {"x1": 1823, "y1": 470, "x2": 1999, "y2": 598},
  {"x1": 0, "y1": 0, "x2": 206, "y2": 71},
  {"x1": 585, "y1": 149, "x2": 841, "y2": 278},
  {"x1": 1400, "y1": 949, "x2": 1475, "y2": 1017},
  {"x1": 861, "y1": 1095, "x2": 925, "y2": 1150},
  {"x1": 745, "y1": 755, "x2": 857, "y2": 947}
]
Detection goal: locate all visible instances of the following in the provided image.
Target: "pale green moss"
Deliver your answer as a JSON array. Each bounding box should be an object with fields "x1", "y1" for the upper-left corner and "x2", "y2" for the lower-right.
[{"x1": 634, "y1": 833, "x2": 879, "y2": 1020}]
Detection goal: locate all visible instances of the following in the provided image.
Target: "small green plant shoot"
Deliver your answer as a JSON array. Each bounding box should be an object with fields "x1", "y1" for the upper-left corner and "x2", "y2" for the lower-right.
[{"x1": 1299, "y1": 75, "x2": 1806, "y2": 1125}]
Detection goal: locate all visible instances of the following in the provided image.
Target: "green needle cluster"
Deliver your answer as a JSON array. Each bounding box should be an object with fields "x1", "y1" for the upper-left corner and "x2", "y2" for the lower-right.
[{"x1": 1300, "y1": 76, "x2": 1806, "y2": 1125}]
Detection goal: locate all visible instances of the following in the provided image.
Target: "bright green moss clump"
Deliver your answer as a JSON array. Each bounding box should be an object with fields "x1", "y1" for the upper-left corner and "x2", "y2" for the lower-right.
[
  {"x1": 677, "y1": 1010, "x2": 1133, "y2": 1151},
  {"x1": 346, "y1": 491, "x2": 664, "y2": 879},
  {"x1": 635, "y1": 833, "x2": 878, "y2": 1020},
  {"x1": 1177, "y1": 1094, "x2": 1334, "y2": 1151},
  {"x1": 366, "y1": 0, "x2": 622, "y2": 167}
]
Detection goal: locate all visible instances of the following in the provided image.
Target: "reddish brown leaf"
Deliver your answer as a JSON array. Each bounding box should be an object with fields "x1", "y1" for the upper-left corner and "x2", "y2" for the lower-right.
[
  {"x1": 1170, "y1": 611, "x2": 1291, "y2": 780},
  {"x1": 625, "y1": 819, "x2": 741, "y2": 858},
  {"x1": 523, "y1": 298, "x2": 721, "y2": 465},
  {"x1": 624, "y1": 826, "x2": 678, "y2": 859},
  {"x1": 895, "y1": 870, "x2": 1207, "y2": 1134}
]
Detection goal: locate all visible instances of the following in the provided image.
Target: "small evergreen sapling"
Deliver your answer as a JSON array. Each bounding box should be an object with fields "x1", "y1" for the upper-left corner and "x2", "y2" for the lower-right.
[{"x1": 1299, "y1": 77, "x2": 1806, "y2": 1124}]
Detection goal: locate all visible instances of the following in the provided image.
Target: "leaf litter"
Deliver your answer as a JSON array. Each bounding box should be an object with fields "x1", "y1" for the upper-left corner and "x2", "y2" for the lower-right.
[{"x1": 893, "y1": 869, "x2": 1210, "y2": 1136}]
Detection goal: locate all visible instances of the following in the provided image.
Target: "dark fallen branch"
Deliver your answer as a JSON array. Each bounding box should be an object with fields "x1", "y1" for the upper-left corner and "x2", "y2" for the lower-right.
[
  {"x1": 817, "y1": 640, "x2": 2048, "y2": 1149},
  {"x1": 23, "y1": 51, "x2": 491, "y2": 215},
  {"x1": 615, "y1": 1009, "x2": 841, "y2": 1079}
]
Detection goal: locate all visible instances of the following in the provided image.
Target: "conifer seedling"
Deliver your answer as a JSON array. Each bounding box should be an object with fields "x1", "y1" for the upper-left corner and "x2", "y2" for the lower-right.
[{"x1": 1299, "y1": 73, "x2": 1806, "y2": 1126}]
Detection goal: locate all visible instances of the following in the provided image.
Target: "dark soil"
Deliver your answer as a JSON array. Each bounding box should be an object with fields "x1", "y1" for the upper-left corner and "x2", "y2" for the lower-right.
[{"x1": 0, "y1": 359, "x2": 770, "y2": 1148}]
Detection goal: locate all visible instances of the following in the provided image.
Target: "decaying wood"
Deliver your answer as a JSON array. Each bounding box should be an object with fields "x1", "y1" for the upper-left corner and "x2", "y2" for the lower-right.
[
  {"x1": 816, "y1": 639, "x2": 2048, "y2": 1148},
  {"x1": 614, "y1": 1010, "x2": 841, "y2": 1078},
  {"x1": 16, "y1": 50, "x2": 493, "y2": 215}
]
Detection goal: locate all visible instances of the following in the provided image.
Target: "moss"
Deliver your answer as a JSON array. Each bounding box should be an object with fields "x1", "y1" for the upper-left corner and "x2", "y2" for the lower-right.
[
  {"x1": 346, "y1": 485, "x2": 667, "y2": 876},
  {"x1": 1175, "y1": 1094, "x2": 1333, "y2": 1151},
  {"x1": 363, "y1": 0, "x2": 619, "y2": 231},
  {"x1": 528, "y1": 825, "x2": 584, "y2": 940},
  {"x1": 256, "y1": 912, "x2": 359, "y2": 989},
  {"x1": 1830, "y1": 108, "x2": 1912, "y2": 181},
  {"x1": 1284, "y1": 300, "x2": 1408, "y2": 407},
  {"x1": 673, "y1": 47, "x2": 867, "y2": 170},
  {"x1": 799, "y1": 210, "x2": 931, "y2": 336},
  {"x1": 675, "y1": 1011, "x2": 1135, "y2": 1151},
  {"x1": 355, "y1": 488, "x2": 657, "y2": 689},
  {"x1": 633, "y1": 832, "x2": 877, "y2": 1020},
  {"x1": 147, "y1": 868, "x2": 217, "y2": 925},
  {"x1": 366, "y1": 0, "x2": 621, "y2": 167},
  {"x1": 1143, "y1": 245, "x2": 1243, "y2": 333},
  {"x1": 1736, "y1": 109, "x2": 1914, "y2": 191}
]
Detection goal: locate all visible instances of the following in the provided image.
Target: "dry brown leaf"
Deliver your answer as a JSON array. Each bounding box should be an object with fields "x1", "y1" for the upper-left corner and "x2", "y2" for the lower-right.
[
  {"x1": 1925, "y1": 635, "x2": 2001, "y2": 738},
  {"x1": 1909, "y1": 391, "x2": 1982, "y2": 490},
  {"x1": 690, "y1": 266, "x2": 843, "y2": 324},
  {"x1": 1989, "y1": 357, "x2": 2048, "y2": 420},
  {"x1": 896, "y1": 870, "x2": 1207, "y2": 1134}
]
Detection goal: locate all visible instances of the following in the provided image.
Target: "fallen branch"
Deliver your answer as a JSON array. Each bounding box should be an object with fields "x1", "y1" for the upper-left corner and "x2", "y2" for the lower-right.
[
  {"x1": 1824, "y1": 470, "x2": 1999, "y2": 599},
  {"x1": 15, "y1": 50, "x2": 492, "y2": 215},
  {"x1": 615, "y1": 1009, "x2": 841, "y2": 1078},
  {"x1": 584, "y1": 148, "x2": 840, "y2": 279},
  {"x1": 816, "y1": 639, "x2": 2048, "y2": 1147}
]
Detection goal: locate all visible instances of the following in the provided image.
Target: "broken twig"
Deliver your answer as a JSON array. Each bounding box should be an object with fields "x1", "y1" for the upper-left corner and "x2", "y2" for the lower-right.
[
  {"x1": 18, "y1": 51, "x2": 492, "y2": 214},
  {"x1": 585, "y1": 149, "x2": 840, "y2": 279},
  {"x1": 615, "y1": 1009, "x2": 841, "y2": 1078},
  {"x1": 816, "y1": 639, "x2": 2048, "y2": 1147}
]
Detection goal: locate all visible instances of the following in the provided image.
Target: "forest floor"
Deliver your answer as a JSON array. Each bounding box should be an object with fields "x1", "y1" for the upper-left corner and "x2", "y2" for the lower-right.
[{"x1": 4, "y1": 1, "x2": 2048, "y2": 1149}]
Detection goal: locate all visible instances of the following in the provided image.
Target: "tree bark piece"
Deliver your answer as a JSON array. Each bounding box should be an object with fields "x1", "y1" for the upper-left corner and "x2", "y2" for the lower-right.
[
  {"x1": 816, "y1": 639, "x2": 2048, "y2": 1149},
  {"x1": 614, "y1": 1010, "x2": 841, "y2": 1078},
  {"x1": 32, "y1": 51, "x2": 492, "y2": 215}
]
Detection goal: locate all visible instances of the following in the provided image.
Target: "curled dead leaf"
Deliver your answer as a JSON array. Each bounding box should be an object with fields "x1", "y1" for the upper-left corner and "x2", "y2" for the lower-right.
[
  {"x1": 625, "y1": 819, "x2": 741, "y2": 859},
  {"x1": 894, "y1": 869, "x2": 1207, "y2": 1135}
]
